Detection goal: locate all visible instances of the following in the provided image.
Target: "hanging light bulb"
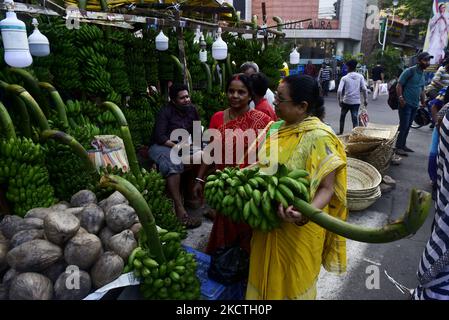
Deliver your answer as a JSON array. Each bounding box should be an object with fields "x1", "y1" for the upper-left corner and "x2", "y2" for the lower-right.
[
  {"x1": 199, "y1": 35, "x2": 207, "y2": 63},
  {"x1": 155, "y1": 30, "x2": 169, "y2": 51},
  {"x1": 212, "y1": 27, "x2": 227, "y2": 61},
  {"x1": 290, "y1": 46, "x2": 300, "y2": 65},
  {"x1": 193, "y1": 26, "x2": 201, "y2": 44},
  {"x1": 0, "y1": 0, "x2": 32, "y2": 68},
  {"x1": 28, "y1": 18, "x2": 50, "y2": 57}
]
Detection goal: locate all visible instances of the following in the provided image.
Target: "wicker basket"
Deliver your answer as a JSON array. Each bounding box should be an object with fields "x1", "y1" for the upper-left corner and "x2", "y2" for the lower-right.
[
  {"x1": 347, "y1": 188, "x2": 382, "y2": 211},
  {"x1": 347, "y1": 158, "x2": 382, "y2": 192}
]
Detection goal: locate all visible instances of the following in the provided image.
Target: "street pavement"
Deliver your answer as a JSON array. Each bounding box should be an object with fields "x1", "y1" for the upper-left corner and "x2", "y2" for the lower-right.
[
  {"x1": 317, "y1": 93, "x2": 435, "y2": 300},
  {"x1": 183, "y1": 92, "x2": 436, "y2": 300}
]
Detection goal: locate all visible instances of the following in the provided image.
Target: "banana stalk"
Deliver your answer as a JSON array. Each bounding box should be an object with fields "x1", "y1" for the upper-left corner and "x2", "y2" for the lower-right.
[
  {"x1": 225, "y1": 54, "x2": 233, "y2": 79},
  {"x1": 170, "y1": 55, "x2": 193, "y2": 93},
  {"x1": 201, "y1": 62, "x2": 212, "y2": 94},
  {"x1": 0, "y1": 82, "x2": 50, "y2": 132},
  {"x1": 40, "y1": 129, "x2": 97, "y2": 175},
  {"x1": 101, "y1": 101, "x2": 141, "y2": 178},
  {"x1": 99, "y1": 174, "x2": 166, "y2": 263},
  {"x1": 0, "y1": 101, "x2": 16, "y2": 139},
  {"x1": 221, "y1": 62, "x2": 227, "y2": 93},
  {"x1": 38, "y1": 82, "x2": 69, "y2": 129},
  {"x1": 272, "y1": 16, "x2": 283, "y2": 32},
  {"x1": 292, "y1": 189, "x2": 431, "y2": 243},
  {"x1": 8, "y1": 68, "x2": 49, "y2": 116}
]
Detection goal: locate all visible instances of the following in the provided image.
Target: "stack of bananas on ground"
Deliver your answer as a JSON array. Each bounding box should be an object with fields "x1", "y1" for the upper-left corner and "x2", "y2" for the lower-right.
[
  {"x1": 204, "y1": 165, "x2": 311, "y2": 232},
  {"x1": 123, "y1": 229, "x2": 201, "y2": 300},
  {"x1": 0, "y1": 137, "x2": 57, "y2": 216}
]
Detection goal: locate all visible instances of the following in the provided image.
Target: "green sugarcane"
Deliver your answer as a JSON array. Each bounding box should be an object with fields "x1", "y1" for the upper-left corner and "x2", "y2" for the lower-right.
[
  {"x1": 292, "y1": 189, "x2": 431, "y2": 243},
  {"x1": 99, "y1": 174, "x2": 166, "y2": 263},
  {"x1": 101, "y1": 101, "x2": 141, "y2": 178},
  {"x1": 0, "y1": 82, "x2": 49, "y2": 132},
  {"x1": 201, "y1": 62, "x2": 212, "y2": 94},
  {"x1": 40, "y1": 129, "x2": 97, "y2": 175},
  {"x1": 0, "y1": 101, "x2": 16, "y2": 139},
  {"x1": 38, "y1": 82, "x2": 69, "y2": 129},
  {"x1": 8, "y1": 68, "x2": 49, "y2": 116}
]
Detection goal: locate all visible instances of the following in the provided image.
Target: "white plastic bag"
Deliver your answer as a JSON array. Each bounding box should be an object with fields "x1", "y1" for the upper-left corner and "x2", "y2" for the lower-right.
[
  {"x1": 329, "y1": 80, "x2": 336, "y2": 91},
  {"x1": 379, "y1": 83, "x2": 389, "y2": 96}
]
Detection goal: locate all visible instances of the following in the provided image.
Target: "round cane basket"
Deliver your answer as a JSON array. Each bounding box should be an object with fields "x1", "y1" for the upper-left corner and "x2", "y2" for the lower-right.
[
  {"x1": 347, "y1": 158, "x2": 382, "y2": 194},
  {"x1": 347, "y1": 187, "x2": 382, "y2": 211}
]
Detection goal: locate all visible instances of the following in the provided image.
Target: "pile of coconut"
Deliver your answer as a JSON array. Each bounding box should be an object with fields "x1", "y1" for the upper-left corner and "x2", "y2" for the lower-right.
[{"x1": 0, "y1": 190, "x2": 142, "y2": 300}]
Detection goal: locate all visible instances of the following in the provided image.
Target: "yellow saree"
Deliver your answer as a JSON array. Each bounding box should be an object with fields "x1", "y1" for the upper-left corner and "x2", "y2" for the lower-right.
[{"x1": 246, "y1": 116, "x2": 348, "y2": 300}]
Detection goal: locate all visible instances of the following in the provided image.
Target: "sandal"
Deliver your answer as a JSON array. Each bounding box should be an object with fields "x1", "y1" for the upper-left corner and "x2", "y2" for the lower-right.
[{"x1": 180, "y1": 214, "x2": 202, "y2": 229}]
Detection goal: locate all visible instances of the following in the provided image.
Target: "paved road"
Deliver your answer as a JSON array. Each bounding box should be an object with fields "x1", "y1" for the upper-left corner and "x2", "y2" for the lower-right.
[{"x1": 317, "y1": 93, "x2": 435, "y2": 300}]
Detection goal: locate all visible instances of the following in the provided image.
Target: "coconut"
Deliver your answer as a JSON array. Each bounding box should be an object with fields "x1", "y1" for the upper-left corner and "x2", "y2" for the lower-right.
[
  {"x1": 70, "y1": 190, "x2": 97, "y2": 207},
  {"x1": 64, "y1": 233, "x2": 102, "y2": 270},
  {"x1": 99, "y1": 191, "x2": 128, "y2": 213},
  {"x1": 10, "y1": 229, "x2": 44, "y2": 248},
  {"x1": 2, "y1": 269, "x2": 19, "y2": 290},
  {"x1": 24, "y1": 208, "x2": 54, "y2": 220},
  {"x1": 49, "y1": 201, "x2": 70, "y2": 211},
  {"x1": 0, "y1": 215, "x2": 23, "y2": 239},
  {"x1": 9, "y1": 273, "x2": 53, "y2": 300},
  {"x1": 53, "y1": 266, "x2": 92, "y2": 300},
  {"x1": 99, "y1": 227, "x2": 115, "y2": 249},
  {"x1": 129, "y1": 223, "x2": 142, "y2": 238},
  {"x1": 105, "y1": 204, "x2": 137, "y2": 233},
  {"x1": 80, "y1": 204, "x2": 104, "y2": 235},
  {"x1": 23, "y1": 218, "x2": 43, "y2": 230},
  {"x1": 43, "y1": 211, "x2": 80, "y2": 245},
  {"x1": 90, "y1": 252, "x2": 124, "y2": 289},
  {"x1": 63, "y1": 207, "x2": 84, "y2": 220},
  {"x1": 7, "y1": 239, "x2": 63, "y2": 272},
  {"x1": 41, "y1": 260, "x2": 67, "y2": 284},
  {"x1": 0, "y1": 237, "x2": 9, "y2": 272},
  {"x1": 107, "y1": 230, "x2": 137, "y2": 261}
]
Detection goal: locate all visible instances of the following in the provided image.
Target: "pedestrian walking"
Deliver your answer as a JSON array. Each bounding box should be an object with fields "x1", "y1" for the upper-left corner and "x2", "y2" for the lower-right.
[
  {"x1": 371, "y1": 62, "x2": 385, "y2": 101},
  {"x1": 318, "y1": 63, "x2": 333, "y2": 96},
  {"x1": 337, "y1": 59, "x2": 368, "y2": 135},
  {"x1": 395, "y1": 52, "x2": 432, "y2": 156}
]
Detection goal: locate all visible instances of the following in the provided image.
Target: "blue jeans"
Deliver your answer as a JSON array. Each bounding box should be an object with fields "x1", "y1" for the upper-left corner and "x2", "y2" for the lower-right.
[
  {"x1": 339, "y1": 103, "x2": 360, "y2": 135},
  {"x1": 396, "y1": 104, "x2": 418, "y2": 149},
  {"x1": 428, "y1": 127, "x2": 439, "y2": 184}
]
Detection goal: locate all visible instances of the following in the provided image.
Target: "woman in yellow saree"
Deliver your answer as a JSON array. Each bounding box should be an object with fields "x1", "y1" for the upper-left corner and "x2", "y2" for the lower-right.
[{"x1": 246, "y1": 75, "x2": 348, "y2": 300}]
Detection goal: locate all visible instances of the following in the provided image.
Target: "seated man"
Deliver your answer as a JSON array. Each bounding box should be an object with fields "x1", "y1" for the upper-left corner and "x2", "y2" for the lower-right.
[{"x1": 148, "y1": 84, "x2": 202, "y2": 228}]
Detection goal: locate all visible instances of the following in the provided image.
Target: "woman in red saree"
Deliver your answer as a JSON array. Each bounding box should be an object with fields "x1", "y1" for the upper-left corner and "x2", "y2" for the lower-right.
[{"x1": 194, "y1": 74, "x2": 272, "y2": 254}]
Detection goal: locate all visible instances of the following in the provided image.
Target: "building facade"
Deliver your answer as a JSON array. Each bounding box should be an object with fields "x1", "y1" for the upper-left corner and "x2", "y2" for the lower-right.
[{"x1": 233, "y1": 0, "x2": 368, "y2": 64}]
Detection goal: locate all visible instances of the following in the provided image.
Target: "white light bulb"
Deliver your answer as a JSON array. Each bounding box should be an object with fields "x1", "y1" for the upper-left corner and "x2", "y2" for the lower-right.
[
  {"x1": 0, "y1": 0, "x2": 33, "y2": 67},
  {"x1": 28, "y1": 18, "x2": 50, "y2": 57},
  {"x1": 290, "y1": 47, "x2": 300, "y2": 65},
  {"x1": 212, "y1": 27, "x2": 227, "y2": 61},
  {"x1": 155, "y1": 30, "x2": 169, "y2": 51}
]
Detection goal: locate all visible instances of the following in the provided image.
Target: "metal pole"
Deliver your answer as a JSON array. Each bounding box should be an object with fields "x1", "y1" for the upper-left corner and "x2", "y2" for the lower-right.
[{"x1": 382, "y1": 15, "x2": 388, "y2": 55}]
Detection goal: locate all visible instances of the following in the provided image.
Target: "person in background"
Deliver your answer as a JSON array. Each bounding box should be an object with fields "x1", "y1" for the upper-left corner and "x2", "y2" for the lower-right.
[
  {"x1": 371, "y1": 62, "x2": 385, "y2": 101},
  {"x1": 250, "y1": 72, "x2": 278, "y2": 121},
  {"x1": 318, "y1": 63, "x2": 333, "y2": 97},
  {"x1": 240, "y1": 61, "x2": 275, "y2": 109},
  {"x1": 246, "y1": 75, "x2": 347, "y2": 299},
  {"x1": 304, "y1": 60, "x2": 317, "y2": 78},
  {"x1": 148, "y1": 84, "x2": 202, "y2": 229},
  {"x1": 337, "y1": 59, "x2": 368, "y2": 135},
  {"x1": 395, "y1": 52, "x2": 432, "y2": 156},
  {"x1": 412, "y1": 107, "x2": 449, "y2": 300},
  {"x1": 426, "y1": 59, "x2": 449, "y2": 100},
  {"x1": 341, "y1": 62, "x2": 348, "y2": 77}
]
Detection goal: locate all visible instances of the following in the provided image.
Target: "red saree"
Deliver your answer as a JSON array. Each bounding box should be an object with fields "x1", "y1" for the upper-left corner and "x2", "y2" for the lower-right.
[{"x1": 206, "y1": 109, "x2": 271, "y2": 255}]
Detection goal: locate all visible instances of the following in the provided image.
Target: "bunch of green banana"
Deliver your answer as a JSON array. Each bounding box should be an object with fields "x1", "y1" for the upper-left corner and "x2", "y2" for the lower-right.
[
  {"x1": 124, "y1": 35, "x2": 148, "y2": 94},
  {"x1": 124, "y1": 230, "x2": 201, "y2": 300},
  {"x1": 204, "y1": 165, "x2": 311, "y2": 232},
  {"x1": 103, "y1": 41, "x2": 131, "y2": 96},
  {"x1": 142, "y1": 29, "x2": 159, "y2": 86},
  {"x1": 75, "y1": 24, "x2": 104, "y2": 44},
  {"x1": 0, "y1": 137, "x2": 56, "y2": 216},
  {"x1": 122, "y1": 105, "x2": 155, "y2": 148},
  {"x1": 77, "y1": 45, "x2": 112, "y2": 95}
]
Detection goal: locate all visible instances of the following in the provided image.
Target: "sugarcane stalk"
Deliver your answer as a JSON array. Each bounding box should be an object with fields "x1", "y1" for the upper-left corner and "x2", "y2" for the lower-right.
[
  {"x1": 38, "y1": 82, "x2": 69, "y2": 129},
  {"x1": 99, "y1": 174, "x2": 166, "y2": 263},
  {"x1": 40, "y1": 129, "x2": 97, "y2": 175},
  {"x1": 8, "y1": 68, "x2": 49, "y2": 116},
  {"x1": 0, "y1": 81, "x2": 50, "y2": 132},
  {"x1": 201, "y1": 62, "x2": 212, "y2": 94},
  {"x1": 292, "y1": 189, "x2": 431, "y2": 243},
  {"x1": 0, "y1": 101, "x2": 16, "y2": 139},
  {"x1": 101, "y1": 101, "x2": 141, "y2": 178}
]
